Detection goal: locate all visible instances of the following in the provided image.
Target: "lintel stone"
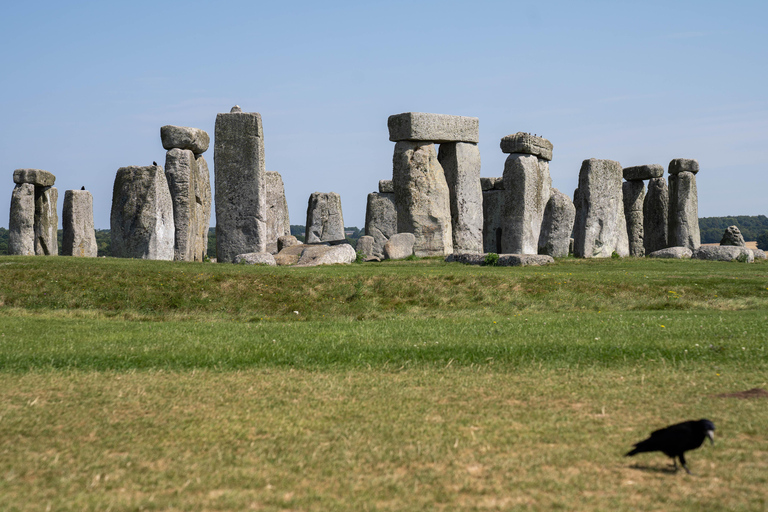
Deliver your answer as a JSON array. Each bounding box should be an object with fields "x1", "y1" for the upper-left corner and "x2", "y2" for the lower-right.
[
  {"x1": 623, "y1": 164, "x2": 664, "y2": 181},
  {"x1": 669, "y1": 158, "x2": 699, "y2": 175},
  {"x1": 13, "y1": 169, "x2": 56, "y2": 187},
  {"x1": 387, "y1": 112, "x2": 479, "y2": 143},
  {"x1": 500, "y1": 133, "x2": 553, "y2": 161}
]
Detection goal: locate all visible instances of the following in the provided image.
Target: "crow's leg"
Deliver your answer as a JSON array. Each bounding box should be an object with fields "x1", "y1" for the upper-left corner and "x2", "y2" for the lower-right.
[{"x1": 679, "y1": 454, "x2": 691, "y2": 475}]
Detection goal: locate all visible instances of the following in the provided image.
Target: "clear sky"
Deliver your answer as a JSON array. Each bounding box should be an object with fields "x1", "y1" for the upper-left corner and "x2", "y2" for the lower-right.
[{"x1": 1, "y1": 0, "x2": 766, "y2": 230}]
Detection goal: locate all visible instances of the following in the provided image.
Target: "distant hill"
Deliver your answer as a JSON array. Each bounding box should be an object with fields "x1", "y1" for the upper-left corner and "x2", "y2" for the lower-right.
[{"x1": 699, "y1": 215, "x2": 768, "y2": 244}]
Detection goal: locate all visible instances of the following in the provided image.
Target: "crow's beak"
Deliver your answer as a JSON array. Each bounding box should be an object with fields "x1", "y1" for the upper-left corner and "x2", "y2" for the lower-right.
[{"x1": 706, "y1": 430, "x2": 715, "y2": 445}]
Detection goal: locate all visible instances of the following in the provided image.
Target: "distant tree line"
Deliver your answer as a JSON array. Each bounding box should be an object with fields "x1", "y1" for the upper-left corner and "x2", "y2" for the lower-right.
[{"x1": 699, "y1": 215, "x2": 768, "y2": 245}]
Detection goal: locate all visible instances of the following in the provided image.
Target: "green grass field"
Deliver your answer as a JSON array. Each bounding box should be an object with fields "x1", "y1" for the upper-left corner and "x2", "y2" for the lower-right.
[{"x1": 1, "y1": 255, "x2": 767, "y2": 510}]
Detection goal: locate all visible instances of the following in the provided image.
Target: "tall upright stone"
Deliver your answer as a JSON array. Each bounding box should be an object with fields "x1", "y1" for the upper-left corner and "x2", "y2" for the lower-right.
[
  {"x1": 481, "y1": 178, "x2": 505, "y2": 254},
  {"x1": 165, "y1": 148, "x2": 198, "y2": 261},
  {"x1": 622, "y1": 180, "x2": 645, "y2": 257},
  {"x1": 34, "y1": 186, "x2": 58, "y2": 256},
  {"x1": 538, "y1": 188, "x2": 575, "y2": 258},
  {"x1": 266, "y1": 171, "x2": 290, "y2": 254},
  {"x1": 305, "y1": 192, "x2": 345, "y2": 243},
  {"x1": 365, "y1": 192, "x2": 397, "y2": 260},
  {"x1": 392, "y1": 141, "x2": 453, "y2": 256},
  {"x1": 62, "y1": 189, "x2": 97, "y2": 257},
  {"x1": 438, "y1": 142, "x2": 483, "y2": 254},
  {"x1": 8, "y1": 183, "x2": 35, "y2": 255},
  {"x1": 214, "y1": 106, "x2": 267, "y2": 263},
  {"x1": 573, "y1": 159, "x2": 629, "y2": 258},
  {"x1": 643, "y1": 177, "x2": 668, "y2": 254},
  {"x1": 194, "y1": 154, "x2": 212, "y2": 261},
  {"x1": 110, "y1": 165, "x2": 175, "y2": 260},
  {"x1": 668, "y1": 159, "x2": 700, "y2": 251},
  {"x1": 501, "y1": 154, "x2": 551, "y2": 254}
]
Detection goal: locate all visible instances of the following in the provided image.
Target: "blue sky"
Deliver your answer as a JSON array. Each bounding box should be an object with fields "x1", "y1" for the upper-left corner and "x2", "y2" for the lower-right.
[{"x1": 1, "y1": 0, "x2": 766, "y2": 230}]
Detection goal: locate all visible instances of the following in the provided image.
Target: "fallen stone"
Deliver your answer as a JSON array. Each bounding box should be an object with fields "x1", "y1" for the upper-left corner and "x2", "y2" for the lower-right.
[
  {"x1": 643, "y1": 177, "x2": 669, "y2": 254},
  {"x1": 165, "y1": 148, "x2": 198, "y2": 261},
  {"x1": 274, "y1": 244, "x2": 306, "y2": 266},
  {"x1": 752, "y1": 249, "x2": 766, "y2": 260},
  {"x1": 439, "y1": 142, "x2": 483, "y2": 254},
  {"x1": 501, "y1": 153, "x2": 551, "y2": 254},
  {"x1": 277, "y1": 235, "x2": 300, "y2": 252},
  {"x1": 693, "y1": 245, "x2": 754, "y2": 263},
  {"x1": 388, "y1": 112, "x2": 479, "y2": 143},
  {"x1": 379, "y1": 180, "x2": 394, "y2": 193},
  {"x1": 13, "y1": 168, "x2": 56, "y2": 187},
  {"x1": 305, "y1": 192, "x2": 345, "y2": 243},
  {"x1": 8, "y1": 183, "x2": 35, "y2": 255},
  {"x1": 34, "y1": 187, "x2": 58, "y2": 256},
  {"x1": 62, "y1": 189, "x2": 97, "y2": 257},
  {"x1": 623, "y1": 164, "x2": 664, "y2": 181},
  {"x1": 669, "y1": 158, "x2": 699, "y2": 175},
  {"x1": 194, "y1": 154, "x2": 212, "y2": 262},
  {"x1": 266, "y1": 171, "x2": 291, "y2": 254},
  {"x1": 356, "y1": 235, "x2": 375, "y2": 260},
  {"x1": 445, "y1": 253, "x2": 486, "y2": 265},
  {"x1": 365, "y1": 192, "x2": 397, "y2": 260},
  {"x1": 538, "y1": 188, "x2": 575, "y2": 258},
  {"x1": 647, "y1": 247, "x2": 693, "y2": 259},
  {"x1": 623, "y1": 181, "x2": 645, "y2": 257},
  {"x1": 668, "y1": 171, "x2": 700, "y2": 250},
  {"x1": 296, "y1": 244, "x2": 356, "y2": 267},
  {"x1": 160, "y1": 125, "x2": 210, "y2": 154},
  {"x1": 383, "y1": 233, "x2": 416, "y2": 260},
  {"x1": 497, "y1": 254, "x2": 555, "y2": 266},
  {"x1": 234, "y1": 252, "x2": 276, "y2": 266},
  {"x1": 500, "y1": 133, "x2": 553, "y2": 161},
  {"x1": 719, "y1": 225, "x2": 745, "y2": 246}
]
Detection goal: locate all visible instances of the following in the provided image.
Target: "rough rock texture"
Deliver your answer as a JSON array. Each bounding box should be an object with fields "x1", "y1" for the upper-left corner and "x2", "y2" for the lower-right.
[
  {"x1": 752, "y1": 249, "x2": 767, "y2": 260},
  {"x1": 278, "y1": 235, "x2": 300, "y2": 252},
  {"x1": 387, "y1": 112, "x2": 479, "y2": 143},
  {"x1": 266, "y1": 171, "x2": 291, "y2": 254},
  {"x1": 160, "y1": 125, "x2": 210, "y2": 154},
  {"x1": 365, "y1": 192, "x2": 397, "y2": 259},
  {"x1": 498, "y1": 254, "x2": 554, "y2": 266},
  {"x1": 305, "y1": 192, "x2": 345, "y2": 243},
  {"x1": 501, "y1": 154, "x2": 551, "y2": 254},
  {"x1": 668, "y1": 171, "x2": 700, "y2": 250},
  {"x1": 13, "y1": 168, "x2": 56, "y2": 187},
  {"x1": 194, "y1": 155, "x2": 212, "y2": 262},
  {"x1": 669, "y1": 158, "x2": 699, "y2": 175},
  {"x1": 438, "y1": 142, "x2": 483, "y2": 254},
  {"x1": 643, "y1": 177, "x2": 669, "y2": 254},
  {"x1": 623, "y1": 164, "x2": 664, "y2": 181},
  {"x1": 110, "y1": 165, "x2": 175, "y2": 260},
  {"x1": 444, "y1": 253, "x2": 486, "y2": 265},
  {"x1": 482, "y1": 189, "x2": 504, "y2": 254},
  {"x1": 393, "y1": 142, "x2": 453, "y2": 256},
  {"x1": 274, "y1": 244, "x2": 305, "y2": 266},
  {"x1": 34, "y1": 187, "x2": 58, "y2": 256},
  {"x1": 8, "y1": 183, "x2": 35, "y2": 255},
  {"x1": 572, "y1": 159, "x2": 629, "y2": 258},
  {"x1": 500, "y1": 133, "x2": 553, "y2": 161},
  {"x1": 233, "y1": 252, "x2": 276, "y2": 266},
  {"x1": 647, "y1": 247, "x2": 693, "y2": 259},
  {"x1": 356, "y1": 235, "x2": 375, "y2": 260},
  {"x1": 383, "y1": 233, "x2": 416, "y2": 260},
  {"x1": 480, "y1": 177, "x2": 504, "y2": 191},
  {"x1": 295, "y1": 244, "x2": 356, "y2": 267},
  {"x1": 379, "y1": 180, "x2": 394, "y2": 193},
  {"x1": 62, "y1": 189, "x2": 97, "y2": 257},
  {"x1": 538, "y1": 188, "x2": 576, "y2": 258},
  {"x1": 214, "y1": 108, "x2": 267, "y2": 263},
  {"x1": 694, "y1": 245, "x2": 754, "y2": 263},
  {"x1": 165, "y1": 148, "x2": 198, "y2": 261},
  {"x1": 719, "y1": 225, "x2": 746, "y2": 246},
  {"x1": 623, "y1": 180, "x2": 646, "y2": 257}
]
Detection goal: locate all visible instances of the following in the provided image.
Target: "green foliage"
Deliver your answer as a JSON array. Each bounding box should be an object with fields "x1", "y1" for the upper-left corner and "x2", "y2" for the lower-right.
[
  {"x1": 699, "y1": 215, "x2": 768, "y2": 243},
  {"x1": 95, "y1": 229, "x2": 111, "y2": 257},
  {"x1": 0, "y1": 227, "x2": 8, "y2": 255},
  {"x1": 354, "y1": 250, "x2": 365, "y2": 263},
  {"x1": 611, "y1": 250, "x2": 620, "y2": 258},
  {"x1": 757, "y1": 229, "x2": 768, "y2": 251},
  {"x1": 484, "y1": 252, "x2": 499, "y2": 266}
]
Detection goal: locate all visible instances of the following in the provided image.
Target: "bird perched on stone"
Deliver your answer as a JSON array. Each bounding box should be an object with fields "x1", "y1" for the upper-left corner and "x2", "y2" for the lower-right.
[
  {"x1": 625, "y1": 419, "x2": 715, "y2": 474},
  {"x1": 153, "y1": 161, "x2": 158, "y2": 166},
  {"x1": 81, "y1": 186, "x2": 85, "y2": 190}
]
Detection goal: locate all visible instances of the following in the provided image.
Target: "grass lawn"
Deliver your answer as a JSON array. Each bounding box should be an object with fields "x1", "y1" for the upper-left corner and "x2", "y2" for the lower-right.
[{"x1": 1, "y1": 255, "x2": 767, "y2": 510}]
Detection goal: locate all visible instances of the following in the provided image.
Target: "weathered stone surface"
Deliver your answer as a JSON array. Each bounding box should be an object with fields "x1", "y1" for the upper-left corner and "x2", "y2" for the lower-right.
[
  {"x1": 165, "y1": 148, "x2": 198, "y2": 261},
  {"x1": 305, "y1": 192, "x2": 345, "y2": 243},
  {"x1": 62, "y1": 190, "x2": 97, "y2": 257},
  {"x1": 296, "y1": 244, "x2": 356, "y2": 267},
  {"x1": 383, "y1": 233, "x2": 416, "y2": 260},
  {"x1": 194, "y1": 155, "x2": 212, "y2": 262},
  {"x1": 439, "y1": 142, "x2": 483, "y2": 254},
  {"x1": 393, "y1": 142, "x2": 453, "y2": 256},
  {"x1": 379, "y1": 180, "x2": 394, "y2": 193},
  {"x1": 648, "y1": 247, "x2": 693, "y2": 259},
  {"x1": 497, "y1": 254, "x2": 554, "y2": 266},
  {"x1": 500, "y1": 133, "x2": 553, "y2": 161},
  {"x1": 501, "y1": 154, "x2": 551, "y2": 254},
  {"x1": 34, "y1": 187, "x2": 58, "y2": 256},
  {"x1": 365, "y1": 192, "x2": 397, "y2": 260},
  {"x1": 669, "y1": 158, "x2": 699, "y2": 175},
  {"x1": 8, "y1": 183, "x2": 35, "y2": 255},
  {"x1": 538, "y1": 188, "x2": 575, "y2": 258},
  {"x1": 445, "y1": 252, "x2": 486, "y2": 265},
  {"x1": 623, "y1": 181, "x2": 645, "y2": 257},
  {"x1": 160, "y1": 125, "x2": 210, "y2": 154},
  {"x1": 480, "y1": 177, "x2": 504, "y2": 191},
  {"x1": 719, "y1": 226, "x2": 745, "y2": 246},
  {"x1": 274, "y1": 244, "x2": 305, "y2": 266},
  {"x1": 215, "y1": 109, "x2": 267, "y2": 262},
  {"x1": 278, "y1": 235, "x2": 300, "y2": 252},
  {"x1": 266, "y1": 171, "x2": 291, "y2": 254},
  {"x1": 643, "y1": 177, "x2": 668, "y2": 254},
  {"x1": 623, "y1": 164, "x2": 664, "y2": 181},
  {"x1": 356, "y1": 235, "x2": 375, "y2": 260},
  {"x1": 110, "y1": 165, "x2": 175, "y2": 260},
  {"x1": 482, "y1": 189, "x2": 504, "y2": 253},
  {"x1": 668, "y1": 171, "x2": 700, "y2": 250},
  {"x1": 13, "y1": 169, "x2": 55, "y2": 187},
  {"x1": 572, "y1": 159, "x2": 629, "y2": 258},
  {"x1": 694, "y1": 245, "x2": 754, "y2": 263},
  {"x1": 234, "y1": 252, "x2": 276, "y2": 266},
  {"x1": 752, "y1": 249, "x2": 767, "y2": 260},
  {"x1": 388, "y1": 112, "x2": 479, "y2": 143}
]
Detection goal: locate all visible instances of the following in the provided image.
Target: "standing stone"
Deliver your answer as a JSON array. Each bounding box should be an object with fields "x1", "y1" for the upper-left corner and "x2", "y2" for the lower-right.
[
  {"x1": 214, "y1": 107, "x2": 267, "y2": 263},
  {"x1": 194, "y1": 154, "x2": 212, "y2": 261},
  {"x1": 62, "y1": 190, "x2": 97, "y2": 257},
  {"x1": 668, "y1": 171, "x2": 700, "y2": 250},
  {"x1": 501, "y1": 154, "x2": 551, "y2": 254},
  {"x1": 438, "y1": 142, "x2": 483, "y2": 254},
  {"x1": 8, "y1": 183, "x2": 35, "y2": 255},
  {"x1": 34, "y1": 187, "x2": 58, "y2": 256},
  {"x1": 720, "y1": 226, "x2": 745, "y2": 247},
  {"x1": 392, "y1": 141, "x2": 453, "y2": 256},
  {"x1": 538, "y1": 188, "x2": 575, "y2": 258},
  {"x1": 365, "y1": 192, "x2": 397, "y2": 260},
  {"x1": 356, "y1": 235, "x2": 375, "y2": 260},
  {"x1": 266, "y1": 171, "x2": 291, "y2": 254},
  {"x1": 305, "y1": 192, "x2": 345, "y2": 243},
  {"x1": 573, "y1": 159, "x2": 629, "y2": 258},
  {"x1": 643, "y1": 177, "x2": 668, "y2": 254},
  {"x1": 482, "y1": 183, "x2": 505, "y2": 254},
  {"x1": 110, "y1": 165, "x2": 175, "y2": 260},
  {"x1": 622, "y1": 180, "x2": 646, "y2": 257},
  {"x1": 165, "y1": 148, "x2": 198, "y2": 261}
]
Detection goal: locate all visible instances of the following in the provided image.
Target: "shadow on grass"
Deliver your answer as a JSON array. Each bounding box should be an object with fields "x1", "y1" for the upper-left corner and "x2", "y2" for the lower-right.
[{"x1": 627, "y1": 462, "x2": 680, "y2": 474}]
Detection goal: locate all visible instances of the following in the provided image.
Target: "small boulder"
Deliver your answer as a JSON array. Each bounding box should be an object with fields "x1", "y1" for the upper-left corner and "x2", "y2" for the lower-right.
[
  {"x1": 647, "y1": 247, "x2": 693, "y2": 259},
  {"x1": 274, "y1": 244, "x2": 306, "y2": 266},
  {"x1": 693, "y1": 245, "x2": 754, "y2": 263},
  {"x1": 277, "y1": 235, "x2": 300, "y2": 252},
  {"x1": 497, "y1": 254, "x2": 555, "y2": 266},
  {"x1": 719, "y1": 225, "x2": 746, "y2": 247},
  {"x1": 234, "y1": 252, "x2": 276, "y2": 265},
  {"x1": 752, "y1": 249, "x2": 766, "y2": 260},
  {"x1": 296, "y1": 244, "x2": 356, "y2": 266},
  {"x1": 384, "y1": 233, "x2": 416, "y2": 260}
]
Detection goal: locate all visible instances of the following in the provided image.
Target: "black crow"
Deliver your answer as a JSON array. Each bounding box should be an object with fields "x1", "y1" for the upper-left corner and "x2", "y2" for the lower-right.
[
  {"x1": 81, "y1": 186, "x2": 85, "y2": 190},
  {"x1": 153, "y1": 161, "x2": 158, "y2": 166},
  {"x1": 625, "y1": 419, "x2": 715, "y2": 474}
]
